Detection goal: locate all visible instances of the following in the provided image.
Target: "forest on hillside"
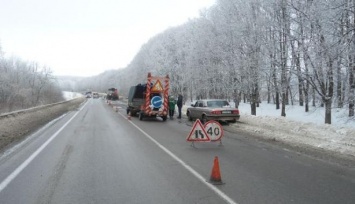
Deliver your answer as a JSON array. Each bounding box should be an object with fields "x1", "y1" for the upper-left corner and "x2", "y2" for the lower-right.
[
  {"x1": 74, "y1": 0, "x2": 355, "y2": 124},
  {"x1": 0, "y1": 46, "x2": 64, "y2": 114}
]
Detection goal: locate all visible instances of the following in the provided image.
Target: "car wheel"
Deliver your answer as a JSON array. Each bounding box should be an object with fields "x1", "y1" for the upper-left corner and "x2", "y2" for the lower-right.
[
  {"x1": 187, "y1": 111, "x2": 193, "y2": 121},
  {"x1": 230, "y1": 118, "x2": 237, "y2": 123},
  {"x1": 201, "y1": 115, "x2": 207, "y2": 124}
]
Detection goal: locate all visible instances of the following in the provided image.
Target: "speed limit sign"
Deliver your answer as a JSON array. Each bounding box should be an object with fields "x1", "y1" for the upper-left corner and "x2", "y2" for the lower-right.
[{"x1": 204, "y1": 121, "x2": 224, "y2": 141}]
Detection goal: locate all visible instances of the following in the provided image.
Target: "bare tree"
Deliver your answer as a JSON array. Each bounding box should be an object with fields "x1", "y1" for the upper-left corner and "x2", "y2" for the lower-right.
[{"x1": 0, "y1": 48, "x2": 63, "y2": 114}]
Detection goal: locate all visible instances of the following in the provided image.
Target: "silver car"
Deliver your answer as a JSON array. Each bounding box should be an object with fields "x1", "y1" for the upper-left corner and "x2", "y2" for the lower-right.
[{"x1": 186, "y1": 99, "x2": 240, "y2": 123}]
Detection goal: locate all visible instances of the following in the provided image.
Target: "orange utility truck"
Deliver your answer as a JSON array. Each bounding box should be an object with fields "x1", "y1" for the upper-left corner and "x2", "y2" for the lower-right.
[{"x1": 127, "y1": 72, "x2": 169, "y2": 121}]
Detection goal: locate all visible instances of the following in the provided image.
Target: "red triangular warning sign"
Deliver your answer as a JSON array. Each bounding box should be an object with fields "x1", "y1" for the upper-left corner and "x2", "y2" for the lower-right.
[
  {"x1": 151, "y1": 80, "x2": 163, "y2": 92},
  {"x1": 186, "y1": 119, "x2": 211, "y2": 142}
]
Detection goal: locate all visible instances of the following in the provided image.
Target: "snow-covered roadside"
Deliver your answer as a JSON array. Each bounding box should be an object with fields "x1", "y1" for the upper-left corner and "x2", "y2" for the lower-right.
[
  {"x1": 182, "y1": 102, "x2": 355, "y2": 158},
  {"x1": 62, "y1": 91, "x2": 83, "y2": 101},
  {"x1": 235, "y1": 114, "x2": 355, "y2": 157},
  {"x1": 0, "y1": 97, "x2": 85, "y2": 151}
]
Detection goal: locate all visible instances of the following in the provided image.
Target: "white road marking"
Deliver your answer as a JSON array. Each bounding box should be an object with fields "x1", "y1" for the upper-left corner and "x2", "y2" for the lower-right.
[
  {"x1": 0, "y1": 114, "x2": 67, "y2": 161},
  {"x1": 118, "y1": 112, "x2": 238, "y2": 204},
  {"x1": 0, "y1": 102, "x2": 87, "y2": 192}
]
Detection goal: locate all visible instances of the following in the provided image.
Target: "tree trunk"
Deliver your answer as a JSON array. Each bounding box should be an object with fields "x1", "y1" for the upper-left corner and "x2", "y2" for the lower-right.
[
  {"x1": 349, "y1": 55, "x2": 355, "y2": 117},
  {"x1": 300, "y1": 15, "x2": 310, "y2": 112},
  {"x1": 289, "y1": 86, "x2": 294, "y2": 106},
  {"x1": 250, "y1": 84, "x2": 258, "y2": 116},
  {"x1": 281, "y1": 92, "x2": 286, "y2": 117},
  {"x1": 312, "y1": 88, "x2": 316, "y2": 107},
  {"x1": 324, "y1": 98, "x2": 332, "y2": 124},
  {"x1": 336, "y1": 56, "x2": 343, "y2": 108},
  {"x1": 267, "y1": 78, "x2": 271, "y2": 104},
  {"x1": 250, "y1": 88, "x2": 257, "y2": 115},
  {"x1": 304, "y1": 88, "x2": 309, "y2": 112},
  {"x1": 352, "y1": 0, "x2": 355, "y2": 116},
  {"x1": 279, "y1": 0, "x2": 288, "y2": 117},
  {"x1": 251, "y1": 101, "x2": 256, "y2": 116},
  {"x1": 273, "y1": 70, "x2": 280, "y2": 109},
  {"x1": 285, "y1": 87, "x2": 289, "y2": 105},
  {"x1": 296, "y1": 42, "x2": 304, "y2": 106}
]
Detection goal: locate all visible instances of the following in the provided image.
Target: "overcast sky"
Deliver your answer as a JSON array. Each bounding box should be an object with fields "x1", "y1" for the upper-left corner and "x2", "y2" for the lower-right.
[{"x1": 0, "y1": 0, "x2": 215, "y2": 77}]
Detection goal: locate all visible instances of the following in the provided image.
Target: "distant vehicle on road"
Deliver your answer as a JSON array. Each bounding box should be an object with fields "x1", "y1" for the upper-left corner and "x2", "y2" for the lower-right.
[
  {"x1": 107, "y1": 88, "x2": 119, "y2": 100},
  {"x1": 85, "y1": 91, "x2": 92, "y2": 98},
  {"x1": 186, "y1": 99, "x2": 240, "y2": 123},
  {"x1": 127, "y1": 84, "x2": 146, "y2": 117},
  {"x1": 93, "y1": 92, "x2": 99, "y2": 98}
]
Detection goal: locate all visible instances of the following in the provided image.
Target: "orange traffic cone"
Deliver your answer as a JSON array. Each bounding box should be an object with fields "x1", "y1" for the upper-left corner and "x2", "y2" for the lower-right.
[{"x1": 209, "y1": 156, "x2": 224, "y2": 185}]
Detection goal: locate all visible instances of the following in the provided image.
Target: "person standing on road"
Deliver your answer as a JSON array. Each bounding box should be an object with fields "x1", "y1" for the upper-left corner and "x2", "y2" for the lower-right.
[
  {"x1": 168, "y1": 95, "x2": 176, "y2": 119},
  {"x1": 177, "y1": 94, "x2": 183, "y2": 119}
]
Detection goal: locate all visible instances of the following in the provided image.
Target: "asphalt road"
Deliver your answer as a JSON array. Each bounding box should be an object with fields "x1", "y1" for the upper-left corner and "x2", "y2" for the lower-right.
[{"x1": 0, "y1": 98, "x2": 355, "y2": 204}]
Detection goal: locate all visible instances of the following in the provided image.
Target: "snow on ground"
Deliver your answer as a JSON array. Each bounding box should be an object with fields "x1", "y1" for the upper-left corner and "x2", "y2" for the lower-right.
[
  {"x1": 62, "y1": 91, "x2": 83, "y2": 101},
  {"x1": 183, "y1": 101, "x2": 355, "y2": 158}
]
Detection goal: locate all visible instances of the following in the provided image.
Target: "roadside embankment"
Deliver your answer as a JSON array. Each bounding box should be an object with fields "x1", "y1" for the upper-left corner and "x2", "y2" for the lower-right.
[{"x1": 0, "y1": 97, "x2": 86, "y2": 151}]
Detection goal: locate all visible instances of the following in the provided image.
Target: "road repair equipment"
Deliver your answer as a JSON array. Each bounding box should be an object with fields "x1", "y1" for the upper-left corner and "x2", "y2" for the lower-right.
[{"x1": 127, "y1": 72, "x2": 169, "y2": 121}]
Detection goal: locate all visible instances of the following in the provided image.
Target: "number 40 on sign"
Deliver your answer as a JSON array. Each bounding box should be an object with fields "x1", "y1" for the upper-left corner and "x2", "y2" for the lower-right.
[{"x1": 186, "y1": 119, "x2": 224, "y2": 142}]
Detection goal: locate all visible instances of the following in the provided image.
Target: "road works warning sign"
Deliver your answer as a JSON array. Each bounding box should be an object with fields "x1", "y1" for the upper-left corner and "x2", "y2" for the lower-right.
[
  {"x1": 186, "y1": 119, "x2": 211, "y2": 142},
  {"x1": 151, "y1": 80, "x2": 163, "y2": 92}
]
